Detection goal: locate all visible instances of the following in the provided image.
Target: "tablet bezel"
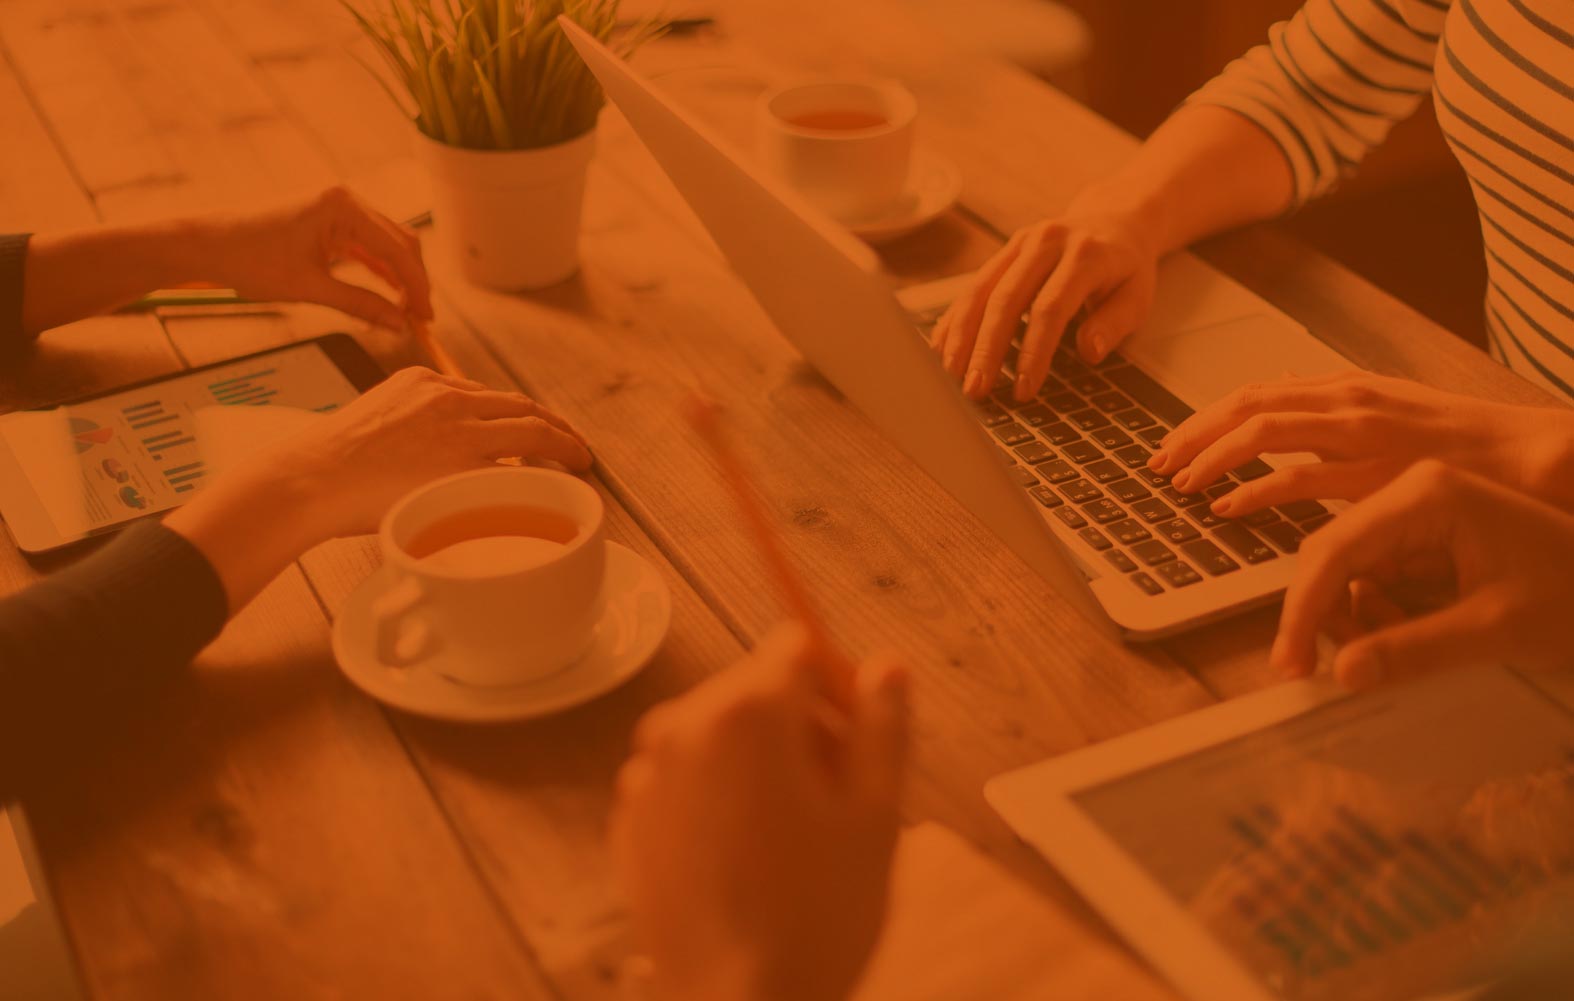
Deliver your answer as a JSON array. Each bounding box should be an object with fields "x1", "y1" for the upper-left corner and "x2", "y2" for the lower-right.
[{"x1": 0, "y1": 333, "x2": 384, "y2": 554}]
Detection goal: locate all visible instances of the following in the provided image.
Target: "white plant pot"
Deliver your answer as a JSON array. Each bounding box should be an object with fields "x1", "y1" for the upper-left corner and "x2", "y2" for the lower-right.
[{"x1": 416, "y1": 128, "x2": 596, "y2": 292}]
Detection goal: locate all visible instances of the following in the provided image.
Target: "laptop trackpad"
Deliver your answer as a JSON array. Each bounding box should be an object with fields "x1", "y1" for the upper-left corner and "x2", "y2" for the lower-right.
[{"x1": 1124, "y1": 313, "x2": 1356, "y2": 413}]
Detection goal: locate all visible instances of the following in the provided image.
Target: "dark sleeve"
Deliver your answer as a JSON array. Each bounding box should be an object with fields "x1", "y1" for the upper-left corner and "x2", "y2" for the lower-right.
[
  {"x1": 0, "y1": 233, "x2": 31, "y2": 362},
  {"x1": 0, "y1": 521, "x2": 229, "y2": 802}
]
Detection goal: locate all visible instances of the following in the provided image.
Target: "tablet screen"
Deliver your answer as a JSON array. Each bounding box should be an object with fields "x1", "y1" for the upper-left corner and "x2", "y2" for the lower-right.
[
  {"x1": 0, "y1": 342, "x2": 360, "y2": 539},
  {"x1": 1070, "y1": 668, "x2": 1574, "y2": 1001}
]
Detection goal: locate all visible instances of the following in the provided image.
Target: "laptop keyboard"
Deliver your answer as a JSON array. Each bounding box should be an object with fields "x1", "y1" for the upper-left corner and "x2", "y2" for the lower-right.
[{"x1": 913, "y1": 312, "x2": 1336, "y2": 597}]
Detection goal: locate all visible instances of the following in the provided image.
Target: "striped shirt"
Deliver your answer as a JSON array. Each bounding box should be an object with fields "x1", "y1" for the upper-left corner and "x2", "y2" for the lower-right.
[{"x1": 1188, "y1": 0, "x2": 1574, "y2": 401}]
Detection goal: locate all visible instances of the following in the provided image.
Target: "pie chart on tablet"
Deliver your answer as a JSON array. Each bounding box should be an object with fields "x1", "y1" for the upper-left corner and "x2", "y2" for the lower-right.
[{"x1": 69, "y1": 417, "x2": 113, "y2": 453}]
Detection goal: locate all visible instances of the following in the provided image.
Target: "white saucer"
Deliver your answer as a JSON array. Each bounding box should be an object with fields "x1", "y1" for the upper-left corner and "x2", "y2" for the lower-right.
[
  {"x1": 331, "y1": 541, "x2": 672, "y2": 723},
  {"x1": 845, "y1": 150, "x2": 963, "y2": 244}
]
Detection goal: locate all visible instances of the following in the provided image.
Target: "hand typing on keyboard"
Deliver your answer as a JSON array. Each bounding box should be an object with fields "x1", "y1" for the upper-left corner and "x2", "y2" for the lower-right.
[
  {"x1": 927, "y1": 194, "x2": 1162, "y2": 403},
  {"x1": 1272, "y1": 461, "x2": 1574, "y2": 688},
  {"x1": 1148, "y1": 372, "x2": 1574, "y2": 519}
]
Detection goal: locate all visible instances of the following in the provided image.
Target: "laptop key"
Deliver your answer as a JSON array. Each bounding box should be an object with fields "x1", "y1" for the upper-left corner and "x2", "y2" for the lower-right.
[
  {"x1": 1077, "y1": 526, "x2": 1113, "y2": 551},
  {"x1": 1015, "y1": 404, "x2": 1055, "y2": 427},
  {"x1": 1084, "y1": 458, "x2": 1128, "y2": 485},
  {"x1": 1069, "y1": 373, "x2": 1110, "y2": 396},
  {"x1": 1036, "y1": 375, "x2": 1069, "y2": 397},
  {"x1": 1108, "y1": 478, "x2": 1152, "y2": 503},
  {"x1": 1136, "y1": 467, "x2": 1171, "y2": 487},
  {"x1": 1180, "y1": 539, "x2": 1241, "y2": 576},
  {"x1": 993, "y1": 422, "x2": 1034, "y2": 446},
  {"x1": 1068, "y1": 408, "x2": 1111, "y2": 431},
  {"x1": 1279, "y1": 499, "x2": 1330, "y2": 522},
  {"x1": 1131, "y1": 497, "x2": 1176, "y2": 523},
  {"x1": 1091, "y1": 425, "x2": 1133, "y2": 450},
  {"x1": 1243, "y1": 508, "x2": 1281, "y2": 528},
  {"x1": 1259, "y1": 519, "x2": 1305, "y2": 553},
  {"x1": 1082, "y1": 498, "x2": 1126, "y2": 524},
  {"x1": 1302, "y1": 512, "x2": 1336, "y2": 534},
  {"x1": 1028, "y1": 485, "x2": 1064, "y2": 509},
  {"x1": 976, "y1": 403, "x2": 1012, "y2": 427},
  {"x1": 1114, "y1": 407, "x2": 1156, "y2": 431},
  {"x1": 1160, "y1": 485, "x2": 1210, "y2": 508},
  {"x1": 1044, "y1": 392, "x2": 1085, "y2": 413},
  {"x1": 1154, "y1": 559, "x2": 1203, "y2": 588},
  {"x1": 1232, "y1": 457, "x2": 1275, "y2": 481},
  {"x1": 1106, "y1": 518, "x2": 1152, "y2": 546},
  {"x1": 997, "y1": 449, "x2": 1017, "y2": 465},
  {"x1": 1058, "y1": 478, "x2": 1104, "y2": 504},
  {"x1": 1104, "y1": 550, "x2": 1138, "y2": 573},
  {"x1": 1102, "y1": 364, "x2": 1195, "y2": 427},
  {"x1": 1010, "y1": 466, "x2": 1039, "y2": 488},
  {"x1": 1155, "y1": 518, "x2": 1201, "y2": 544},
  {"x1": 1014, "y1": 441, "x2": 1056, "y2": 465},
  {"x1": 1136, "y1": 425, "x2": 1166, "y2": 448},
  {"x1": 1039, "y1": 421, "x2": 1081, "y2": 446},
  {"x1": 1061, "y1": 440, "x2": 1103, "y2": 465},
  {"x1": 1113, "y1": 443, "x2": 1151, "y2": 468},
  {"x1": 1213, "y1": 523, "x2": 1278, "y2": 564},
  {"x1": 1051, "y1": 353, "x2": 1088, "y2": 378},
  {"x1": 1091, "y1": 391, "x2": 1133, "y2": 413},
  {"x1": 1206, "y1": 481, "x2": 1239, "y2": 501},
  {"x1": 1054, "y1": 506, "x2": 1088, "y2": 530},
  {"x1": 1130, "y1": 571, "x2": 1165, "y2": 596},
  {"x1": 1188, "y1": 506, "x2": 1228, "y2": 529},
  {"x1": 1131, "y1": 539, "x2": 1177, "y2": 567},
  {"x1": 1036, "y1": 459, "x2": 1078, "y2": 484}
]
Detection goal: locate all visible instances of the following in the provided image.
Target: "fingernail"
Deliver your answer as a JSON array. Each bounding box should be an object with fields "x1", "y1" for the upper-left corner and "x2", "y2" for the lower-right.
[
  {"x1": 1172, "y1": 470, "x2": 1191, "y2": 491},
  {"x1": 1212, "y1": 496, "x2": 1233, "y2": 516},
  {"x1": 963, "y1": 371, "x2": 985, "y2": 397},
  {"x1": 1149, "y1": 449, "x2": 1169, "y2": 471}
]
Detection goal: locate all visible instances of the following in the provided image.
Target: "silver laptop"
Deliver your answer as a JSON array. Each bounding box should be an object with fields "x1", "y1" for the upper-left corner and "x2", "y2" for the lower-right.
[{"x1": 561, "y1": 19, "x2": 1355, "y2": 640}]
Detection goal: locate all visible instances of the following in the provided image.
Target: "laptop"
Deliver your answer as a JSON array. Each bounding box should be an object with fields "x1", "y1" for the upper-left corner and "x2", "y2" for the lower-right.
[{"x1": 560, "y1": 18, "x2": 1354, "y2": 639}]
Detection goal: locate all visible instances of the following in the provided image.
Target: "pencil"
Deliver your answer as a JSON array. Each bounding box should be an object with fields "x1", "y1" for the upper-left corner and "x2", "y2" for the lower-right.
[
  {"x1": 411, "y1": 317, "x2": 464, "y2": 379},
  {"x1": 685, "y1": 395, "x2": 856, "y2": 704}
]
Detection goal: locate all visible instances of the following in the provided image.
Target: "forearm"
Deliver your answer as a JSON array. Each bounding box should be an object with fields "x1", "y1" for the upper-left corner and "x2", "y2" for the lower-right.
[
  {"x1": 1072, "y1": 104, "x2": 1296, "y2": 258},
  {"x1": 20, "y1": 219, "x2": 226, "y2": 337},
  {"x1": 0, "y1": 522, "x2": 228, "y2": 801}
]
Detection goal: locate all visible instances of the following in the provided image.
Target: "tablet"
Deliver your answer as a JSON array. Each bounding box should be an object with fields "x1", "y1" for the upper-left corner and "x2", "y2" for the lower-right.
[
  {"x1": 986, "y1": 666, "x2": 1574, "y2": 1001},
  {"x1": 0, "y1": 335, "x2": 383, "y2": 553}
]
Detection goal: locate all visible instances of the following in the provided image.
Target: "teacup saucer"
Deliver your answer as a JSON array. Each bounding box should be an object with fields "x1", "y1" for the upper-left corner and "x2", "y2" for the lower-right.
[
  {"x1": 845, "y1": 150, "x2": 963, "y2": 244},
  {"x1": 331, "y1": 541, "x2": 671, "y2": 723}
]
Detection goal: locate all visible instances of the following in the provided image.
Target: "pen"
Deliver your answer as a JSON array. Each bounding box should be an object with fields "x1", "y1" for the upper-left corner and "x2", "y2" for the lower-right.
[{"x1": 685, "y1": 395, "x2": 856, "y2": 705}]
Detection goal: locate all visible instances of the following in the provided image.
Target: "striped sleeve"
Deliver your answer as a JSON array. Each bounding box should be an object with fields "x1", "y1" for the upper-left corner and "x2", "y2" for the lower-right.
[{"x1": 1186, "y1": 0, "x2": 1452, "y2": 205}]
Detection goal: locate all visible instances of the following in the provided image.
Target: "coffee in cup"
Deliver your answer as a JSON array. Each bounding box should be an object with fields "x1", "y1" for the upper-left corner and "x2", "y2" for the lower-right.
[
  {"x1": 372, "y1": 467, "x2": 606, "y2": 686},
  {"x1": 757, "y1": 80, "x2": 917, "y2": 223}
]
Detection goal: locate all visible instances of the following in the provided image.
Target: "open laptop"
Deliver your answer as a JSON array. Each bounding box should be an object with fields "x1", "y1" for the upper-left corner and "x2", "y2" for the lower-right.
[{"x1": 561, "y1": 18, "x2": 1354, "y2": 639}]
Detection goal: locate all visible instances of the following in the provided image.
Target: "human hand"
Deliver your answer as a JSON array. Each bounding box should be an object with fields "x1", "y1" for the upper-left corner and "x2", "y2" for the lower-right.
[
  {"x1": 275, "y1": 366, "x2": 591, "y2": 542},
  {"x1": 611, "y1": 624, "x2": 909, "y2": 1001},
  {"x1": 199, "y1": 186, "x2": 434, "y2": 330},
  {"x1": 930, "y1": 193, "x2": 1160, "y2": 403},
  {"x1": 166, "y1": 367, "x2": 591, "y2": 611},
  {"x1": 1273, "y1": 461, "x2": 1574, "y2": 687},
  {"x1": 1151, "y1": 373, "x2": 1574, "y2": 520}
]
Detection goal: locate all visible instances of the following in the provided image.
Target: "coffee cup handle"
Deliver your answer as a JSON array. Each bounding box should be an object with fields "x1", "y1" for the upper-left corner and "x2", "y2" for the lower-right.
[{"x1": 371, "y1": 574, "x2": 442, "y2": 667}]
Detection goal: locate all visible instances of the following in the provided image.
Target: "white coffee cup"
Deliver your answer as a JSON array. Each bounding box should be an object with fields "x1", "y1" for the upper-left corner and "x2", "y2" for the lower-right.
[
  {"x1": 371, "y1": 467, "x2": 606, "y2": 686},
  {"x1": 757, "y1": 79, "x2": 917, "y2": 222}
]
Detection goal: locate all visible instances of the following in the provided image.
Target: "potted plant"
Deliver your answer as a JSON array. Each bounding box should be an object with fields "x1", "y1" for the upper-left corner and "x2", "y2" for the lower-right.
[{"x1": 344, "y1": 0, "x2": 654, "y2": 290}]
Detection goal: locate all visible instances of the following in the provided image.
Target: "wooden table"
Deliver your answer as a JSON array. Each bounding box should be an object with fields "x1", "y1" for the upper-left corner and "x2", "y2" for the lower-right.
[{"x1": 0, "y1": 1, "x2": 1559, "y2": 998}]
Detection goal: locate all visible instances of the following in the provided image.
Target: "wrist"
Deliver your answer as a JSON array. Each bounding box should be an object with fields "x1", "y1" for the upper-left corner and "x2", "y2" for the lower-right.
[{"x1": 163, "y1": 456, "x2": 331, "y2": 612}]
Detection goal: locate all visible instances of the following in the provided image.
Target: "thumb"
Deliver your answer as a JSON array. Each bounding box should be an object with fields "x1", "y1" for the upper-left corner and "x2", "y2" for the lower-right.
[
  {"x1": 1075, "y1": 277, "x2": 1146, "y2": 364},
  {"x1": 309, "y1": 276, "x2": 407, "y2": 330},
  {"x1": 848, "y1": 654, "x2": 910, "y2": 805},
  {"x1": 1332, "y1": 595, "x2": 1505, "y2": 690}
]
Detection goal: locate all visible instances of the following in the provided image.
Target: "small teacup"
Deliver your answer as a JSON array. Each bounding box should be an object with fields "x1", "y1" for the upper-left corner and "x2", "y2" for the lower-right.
[
  {"x1": 757, "y1": 79, "x2": 917, "y2": 222},
  {"x1": 371, "y1": 467, "x2": 606, "y2": 686}
]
